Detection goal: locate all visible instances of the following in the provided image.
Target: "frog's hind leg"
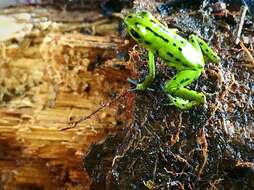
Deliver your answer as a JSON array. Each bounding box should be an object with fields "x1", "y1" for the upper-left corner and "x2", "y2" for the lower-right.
[
  {"x1": 164, "y1": 69, "x2": 205, "y2": 110},
  {"x1": 189, "y1": 34, "x2": 220, "y2": 64}
]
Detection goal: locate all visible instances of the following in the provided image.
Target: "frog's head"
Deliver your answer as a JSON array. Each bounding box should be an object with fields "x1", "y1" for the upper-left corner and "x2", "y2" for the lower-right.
[{"x1": 124, "y1": 11, "x2": 157, "y2": 44}]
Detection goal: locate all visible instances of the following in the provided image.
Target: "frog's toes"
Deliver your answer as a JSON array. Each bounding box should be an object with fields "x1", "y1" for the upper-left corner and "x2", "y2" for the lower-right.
[
  {"x1": 127, "y1": 78, "x2": 138, "y2": 85},
  {"x1": 127, "y1": 78, "x2": 154, "y2": 91},
  {"x1": 166, "y1": 95, "x2": 194, "y2": 110},
  {"x1": 169, "y1": 96, "x2": 189, "y2": 106},
  {"x1": 127, "y1": 78, "x2": 140, "y2": 91}
]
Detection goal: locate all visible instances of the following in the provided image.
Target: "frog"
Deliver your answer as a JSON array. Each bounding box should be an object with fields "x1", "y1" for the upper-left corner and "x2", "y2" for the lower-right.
[{"x1": 124, "y1": 11, "x2": 220, "y2": 110}]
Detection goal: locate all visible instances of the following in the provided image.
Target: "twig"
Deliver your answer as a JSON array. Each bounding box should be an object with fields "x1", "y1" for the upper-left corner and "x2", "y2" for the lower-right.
[
  {"x1": 152, "y1": 157, "x2": 158, "y2": 182},
  {"x1": 235, "y1": 5, "x2": 248, "y2": 45},
  {"x1": 112, "y1": 129, "x2": 135, "y2": 167},
  {"x1": 61, "y1": 90, "x2": 130, "y2": 130},
  {"x1": 196, "y1": 127, "x2": 208, "y2": 179},
  {"x1": 240, "y1": 41, "x2": 254, "y2": 66}
]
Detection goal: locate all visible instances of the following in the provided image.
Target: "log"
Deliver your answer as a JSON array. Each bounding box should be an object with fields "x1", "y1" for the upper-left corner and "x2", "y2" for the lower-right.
[{"x1": 0, "y1": 5, "x2": 130, "y2": 190}]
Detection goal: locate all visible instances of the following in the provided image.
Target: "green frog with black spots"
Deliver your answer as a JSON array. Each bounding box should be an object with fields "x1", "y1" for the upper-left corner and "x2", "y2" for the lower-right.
[{"x1": 124, "y1": 11, "x2": 220, "y2": 110}]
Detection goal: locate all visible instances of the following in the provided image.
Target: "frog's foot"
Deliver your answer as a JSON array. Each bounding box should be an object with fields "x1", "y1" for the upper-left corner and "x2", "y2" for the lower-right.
[
  {"x1": 127, "y1": 77, "x2": 154, "y2": 91},
  {"x1": 165, "y1": 88, "x2": 206, "y2": 110},
  {"x1": 167, "y1": 94, "x2": 201, "y2": 110},
  {"x1": 127, "y1": 78, "x2": 138, "y2": 85},
  {"x1": 127, "y1": 77, "x2": 143, "y2": 91}
]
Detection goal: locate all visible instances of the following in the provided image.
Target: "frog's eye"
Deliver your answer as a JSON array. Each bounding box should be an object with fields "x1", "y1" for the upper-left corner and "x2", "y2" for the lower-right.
[{"x1": 130, "y1": 29, "x2": 140, "y2": 39}]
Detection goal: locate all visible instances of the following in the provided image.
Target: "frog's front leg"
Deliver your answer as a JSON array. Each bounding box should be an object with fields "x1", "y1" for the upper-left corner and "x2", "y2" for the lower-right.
[
  {"x1": 189, "y1": 34, "x2": 220, "y2": 64},
  {"x1": 164, "y1": 69, "x2": 205, "y2": 110},
  {"x1": 128, "y1": 50, "x2": 155, "y2": 90}
]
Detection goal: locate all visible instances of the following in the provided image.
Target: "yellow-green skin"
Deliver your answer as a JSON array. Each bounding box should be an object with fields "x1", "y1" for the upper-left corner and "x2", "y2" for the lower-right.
[{"x1": 124, "y1": 11, "x2": 220, "y2": 110}]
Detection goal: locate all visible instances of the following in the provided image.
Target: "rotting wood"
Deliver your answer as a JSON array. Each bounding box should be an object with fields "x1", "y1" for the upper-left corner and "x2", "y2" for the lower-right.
[{"x1": 0, "y1": 5, "x2": 131, "y2": 190}]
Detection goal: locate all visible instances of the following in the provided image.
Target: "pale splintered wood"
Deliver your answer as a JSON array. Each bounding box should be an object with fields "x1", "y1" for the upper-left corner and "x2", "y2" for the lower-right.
[{"x1": 0, "y1": 6, "x2": 129, "y2": 190}]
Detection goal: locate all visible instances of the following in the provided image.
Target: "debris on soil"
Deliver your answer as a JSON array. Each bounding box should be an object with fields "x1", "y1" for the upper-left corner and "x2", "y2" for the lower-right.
[{"x1": 84, "y1": 0, "x2": 254, "y2": 189}]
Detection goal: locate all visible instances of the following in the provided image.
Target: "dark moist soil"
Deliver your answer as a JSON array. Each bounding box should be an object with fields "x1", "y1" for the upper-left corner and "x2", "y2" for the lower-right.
[{"x1": 84, "y1": 1, "x2": 254, "y2": 189}]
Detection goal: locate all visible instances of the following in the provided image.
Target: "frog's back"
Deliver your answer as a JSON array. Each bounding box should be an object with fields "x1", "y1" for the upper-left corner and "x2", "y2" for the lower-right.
[
  {"x1": 124, "y1": 11, "x2": 204, "y2": 69},
  {"x1": 155, "y1": 30, "x2": 204, "y2": 69}
]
